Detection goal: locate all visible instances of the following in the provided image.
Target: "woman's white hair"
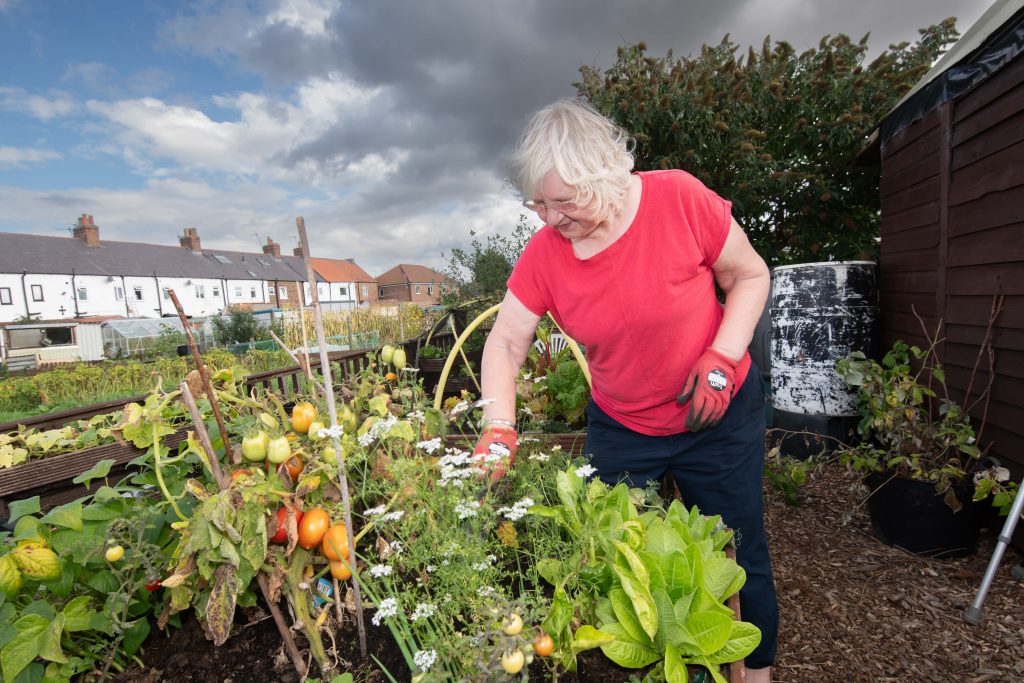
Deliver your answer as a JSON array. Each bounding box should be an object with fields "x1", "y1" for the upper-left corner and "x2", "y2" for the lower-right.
[{"x1": 510, "y1": 98, "x2": 635, "y2": 219}]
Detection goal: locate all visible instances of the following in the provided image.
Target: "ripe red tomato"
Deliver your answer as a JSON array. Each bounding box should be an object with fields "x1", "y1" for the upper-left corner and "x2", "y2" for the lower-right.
[
  {"x1": 298, "y1": 508, "x2": 330, "y2": 549},
  {"x1": 269, "y1": 506, "x2": 303, "y2": 544},
  {"x1": 145, "y1": 579, "x2": 162, "y2": 592}
]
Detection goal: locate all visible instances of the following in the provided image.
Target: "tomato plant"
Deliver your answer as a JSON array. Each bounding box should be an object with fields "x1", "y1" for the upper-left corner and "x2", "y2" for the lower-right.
[
  {"x1": 241, "y1": 431, "x2": 269, "y2": 462},
  {"x1": 534, "y1": 633, "x2": 554, "y2": 657}
]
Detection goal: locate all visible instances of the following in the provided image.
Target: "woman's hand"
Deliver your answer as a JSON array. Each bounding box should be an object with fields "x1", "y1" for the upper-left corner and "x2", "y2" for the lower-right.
[
  {"x1": 473, "y1": 423, "x2": 518, "y2": 480},
  {"x1": 677, "y1": 347, "x2": 739, "y2": 431}
]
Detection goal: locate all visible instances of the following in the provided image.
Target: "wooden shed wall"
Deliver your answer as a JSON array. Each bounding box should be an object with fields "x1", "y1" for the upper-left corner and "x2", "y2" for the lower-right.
[{"x1": 879, "y1": 52, "x2": 1024, "y2": 471}]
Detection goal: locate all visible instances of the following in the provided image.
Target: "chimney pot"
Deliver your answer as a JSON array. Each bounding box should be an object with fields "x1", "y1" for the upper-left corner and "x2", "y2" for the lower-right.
[
  {"x1": 73, "y1": 214, "x2": 100, "y2": 246},
  {"x1": 179, "y1": 227, "x2": 202, "y2": 253},
  {"x1": 262, "y1": 237, "x2": 281, "y2": 258},
  {"x1": 293, "y1": 246, "x2": 304, "y2": 257}
]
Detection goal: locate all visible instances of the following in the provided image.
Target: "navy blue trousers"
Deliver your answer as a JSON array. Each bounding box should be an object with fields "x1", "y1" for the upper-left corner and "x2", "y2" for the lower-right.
[{"x1": 583, "y1": 368, "x2": 778, "y2": 668}]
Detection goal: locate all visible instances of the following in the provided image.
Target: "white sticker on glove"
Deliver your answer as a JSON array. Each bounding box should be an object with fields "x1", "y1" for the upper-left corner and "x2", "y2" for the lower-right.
[{"x1": 707, "y1": 368, "x2": 728, "y2": 391}]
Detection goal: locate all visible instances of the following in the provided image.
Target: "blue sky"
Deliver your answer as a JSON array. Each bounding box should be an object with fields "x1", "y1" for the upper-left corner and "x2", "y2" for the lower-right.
[{"x1": 0, "y1": 0, "x2": 992, "y2": 275}]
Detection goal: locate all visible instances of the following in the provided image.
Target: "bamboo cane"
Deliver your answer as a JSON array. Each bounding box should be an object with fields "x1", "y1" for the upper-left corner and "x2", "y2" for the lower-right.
[
  {"x1": 169, "y1": 290, "x2": 236, "y2": 465},
  {"x1": 296, "y1": 216, "x2": 368, "y2": 656},
  {"x1": 177, "y1": 367, "x2": 308, "y2": 676}
]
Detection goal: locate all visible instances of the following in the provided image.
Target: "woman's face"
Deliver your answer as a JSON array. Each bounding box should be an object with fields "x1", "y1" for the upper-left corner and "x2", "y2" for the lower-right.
[{"x1": 533, "y1": 170, "x2": 606, "y2": 241}]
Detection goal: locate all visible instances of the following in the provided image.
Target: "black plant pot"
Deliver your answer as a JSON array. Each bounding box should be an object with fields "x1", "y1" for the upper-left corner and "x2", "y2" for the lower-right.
[{"x1": 864, "y1": 472, "x2": 981, "y2": 558}]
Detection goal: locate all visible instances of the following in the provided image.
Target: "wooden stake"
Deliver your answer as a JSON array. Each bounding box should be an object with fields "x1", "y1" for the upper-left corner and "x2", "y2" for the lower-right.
[
  {"x1": 169, "y1": 290, "x2": 234, "y2": 464},
  {"x1": 179, "y1": 380, "x2": 308, "y2": 677},
  {"x1": 296, "y1": 216, "x2": 368, "y2": 657}
]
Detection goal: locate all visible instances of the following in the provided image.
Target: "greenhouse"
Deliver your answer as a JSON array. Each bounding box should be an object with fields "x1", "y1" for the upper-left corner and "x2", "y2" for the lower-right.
[{"x1": 101, "y1": 317, "x2": 214, "y2": 358}]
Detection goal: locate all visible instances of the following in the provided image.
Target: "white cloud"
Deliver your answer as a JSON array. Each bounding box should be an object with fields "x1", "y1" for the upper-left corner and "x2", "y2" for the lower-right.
[
  {"x1": 0, "y1": 146, "x2": 61, "y2": 168},
  {"x1": 0, "y1": 86, "x2": 78, "y2": 120},
  {"x1": 265, "y1": 0, "x2": 334, "y2": 36}
]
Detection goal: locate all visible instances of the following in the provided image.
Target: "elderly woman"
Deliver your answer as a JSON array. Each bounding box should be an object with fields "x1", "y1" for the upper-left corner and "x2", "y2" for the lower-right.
[{"x1": 474, "y1": 98, "x2": 777, "y2": 680}]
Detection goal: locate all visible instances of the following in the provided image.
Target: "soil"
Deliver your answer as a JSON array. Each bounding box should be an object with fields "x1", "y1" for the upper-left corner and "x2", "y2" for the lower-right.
[{"x1": 113, "y1": 464, "x2": 1024, "y2": 682}]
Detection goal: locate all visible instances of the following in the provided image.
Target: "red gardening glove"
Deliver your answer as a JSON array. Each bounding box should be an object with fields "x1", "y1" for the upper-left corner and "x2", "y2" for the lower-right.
[
  {"x1": 677, "y1": 348, "x2": 739, "y2": 431},
  {"x1": 474, "y1": 424, "x2": 518, "y2": 481}
]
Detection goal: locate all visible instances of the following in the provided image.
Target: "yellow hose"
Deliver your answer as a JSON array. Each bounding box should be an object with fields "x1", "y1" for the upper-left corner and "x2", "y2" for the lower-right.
[{"x1": 432, "y1": 305, "x2": 590, "y2": 410}]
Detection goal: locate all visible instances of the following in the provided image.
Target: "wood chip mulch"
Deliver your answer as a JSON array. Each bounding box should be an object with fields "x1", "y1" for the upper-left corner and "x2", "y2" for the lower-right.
[{"x1": 766, "y1": 465, "x2": 1024, "y2": 683}]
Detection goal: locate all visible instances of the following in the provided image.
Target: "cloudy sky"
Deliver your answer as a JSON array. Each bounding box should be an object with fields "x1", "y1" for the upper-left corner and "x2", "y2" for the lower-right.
[{"x1": 0, "y1": 0, "x2": 991, "y2": 276}]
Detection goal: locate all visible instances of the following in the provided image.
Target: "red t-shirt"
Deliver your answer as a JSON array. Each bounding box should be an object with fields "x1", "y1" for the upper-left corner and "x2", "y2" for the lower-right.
[{"x1": 507, "y1": 169, "x2": 751, "y2": 436}]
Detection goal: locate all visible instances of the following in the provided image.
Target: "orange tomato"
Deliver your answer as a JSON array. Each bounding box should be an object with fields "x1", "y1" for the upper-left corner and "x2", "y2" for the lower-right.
[
  {"x1": 534, "y1": 633, "x2": 554, "y2": 657},
  {"x1": 384, "y1": 372, "x2": 397, "y2": 382},
  {"x1": 329, "y1": 559, "x2": 352, "y2": 580},
  {"x1": 230, "y1": 469, "x2": 251, "y2": 483},
  {"x1": 291, "y1": 402, "x2": 319, "y2": 434},
  {"x1": 321, "y1": 524, "x2": 350, "y2": 561},
  {"x1": 298, "y1": 508, "x2": 330, "y2": 549}
]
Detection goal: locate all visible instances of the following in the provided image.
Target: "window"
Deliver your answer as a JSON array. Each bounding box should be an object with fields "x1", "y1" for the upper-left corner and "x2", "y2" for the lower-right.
[
  {"x1": 8, "y1": 326, "x2": 73, "y2": 349},
  {"x1": 339, "y1": 286, "x2": 347, "y2": 297},
  {"x1": 378, "y1": 287, "x2": 384, "y2": 297},
  {"x1": 234, "y1": 287, "x2": 242, "y2": 298},
  {"x1": 269, "y1": 286, "x2": 276, "y2": 296},
  {"x1": 115, "y1": 287, "x2": 125, "y2": 301},
  {"x1": 213, "y1": 254, "x2": 232, "y2": 264},
  {"x1": 133, "y1": 286, "x2": 144, "y2": 301},
  {"x1": 278, "y1": 287, "x2": 288, "y2": 300},
  {"x1": 212, "y1": 286, "x2": 220, "y2": 297},
  {"x1": 77, "y1": 287, "x2": 88, "y2": 301},
  {"x1": 0, "y1": 287, "x2": 11, "y2": 305},
  {"x1": 162, "y1": 288, "x2": 171, "y2": 300},
  {"x1": 31, "y1": 284, "x2": 43, "y2": 302},
  {"x1": 250, "y1": 287, "x2": 257, "y2": 298},
  {"x1": 415, "y1": 285, "x2": 421, "y2": 295},
  {"x1": 255, "y1": 257, "x2": 269, "y2": 266},
  {"x1": 427, "y1": 285, "x2": 433, "y2": 296},
  {"x1": 195, "y1": 285, "x2": 206, "y2": 299},
  {"x1": 361, "y1": 285, "x2": 368, "y2": 296}
]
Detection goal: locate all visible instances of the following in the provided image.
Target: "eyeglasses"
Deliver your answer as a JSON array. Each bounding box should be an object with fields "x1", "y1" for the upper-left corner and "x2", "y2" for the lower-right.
[{"x1": 522, "y1": 198, "x2": 580, "y2": 215}]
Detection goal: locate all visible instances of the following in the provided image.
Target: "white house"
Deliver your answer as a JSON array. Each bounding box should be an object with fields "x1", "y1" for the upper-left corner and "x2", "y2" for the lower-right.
[{"x1": 0, "y1": 216, "x2": 318, "y2": 324}]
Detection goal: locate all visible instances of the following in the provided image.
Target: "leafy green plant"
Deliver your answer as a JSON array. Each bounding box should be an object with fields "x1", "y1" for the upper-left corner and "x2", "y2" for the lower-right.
[
  {"x1": 531, "y1": 466, "x2": 760, "y2": 681},
  {"x1": 836, "y1": 338, "x2": 984, "y2": 510}
]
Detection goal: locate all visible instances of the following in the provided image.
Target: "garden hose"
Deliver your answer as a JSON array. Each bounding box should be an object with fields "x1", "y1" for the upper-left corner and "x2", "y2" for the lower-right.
[{"x1": 432, "y1": 305, "x2": 590, "y2": 410}]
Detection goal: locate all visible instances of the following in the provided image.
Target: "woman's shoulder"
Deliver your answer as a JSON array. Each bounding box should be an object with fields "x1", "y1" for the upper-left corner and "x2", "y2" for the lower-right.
[{"x1": 639, "y1": 168, "x2": 704, "y2": 190}]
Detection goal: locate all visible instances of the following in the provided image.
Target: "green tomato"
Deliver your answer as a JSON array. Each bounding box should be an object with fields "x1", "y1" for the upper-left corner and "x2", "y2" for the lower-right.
[
  {"x1": 242, "y1": 432, "x2": 269, "y2": 462},
  {"x1": 392, "y1": 348, "x2": 407, "y2": 370},
  {"x1": 307, "y1": 421, "x2": 326, "y2": 442},
  {"x1": 340, "y1": 406, "x2": 358, "y2": 435},
  {"x1": 267, "y1": 435, "x2": 292, "y2": 464},
  {"x1": 320, "y1": 445, "x2": 338, "y2": 464},
  {"x1": 105, "y1": 545, "x2": 125, "y2": 562},
  {"x1": 380, "y1": 344, "x2": 395, "y2": 364}
]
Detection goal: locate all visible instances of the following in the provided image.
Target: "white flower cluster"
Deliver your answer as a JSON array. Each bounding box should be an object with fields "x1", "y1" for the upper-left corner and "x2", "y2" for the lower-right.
[
  {"x1": 477, "y1": 585, "x2": 498, "y2": 598},
  {"x1": 368, "y1": 564, "x2": 393, "y2": 578},
  {"x1": 528, "y1": 452, "x2": 550, "y2": 462},
  {"x1": 358, "y1": 414, "x2": 399, "y2": 447},
  {"x1": 437, "y1": 450, "x2": 483, "y2": 488},
  {"x1": 371, "y1": 597, "x2": 399, "y2": 626},
  {"x1": 575, "y1": 464, "x2": 597, "y2": 478},
  {"x1": 471, "y1": 554, "x2": 497, "y2": 571},
  {"x1": 316, "y1": 425, "x2": 344, "y2": 440},
  {"x1": 519, "y1": 435, "x2": 540, "y2": 444},
  {"x1": 496, "y1": 497, "x2": 535, "y2": 522},
  {"x1": 411, "y1": 603, "x2": 437, "y2": 622},
  {"x1": 364, "y1": 505, "x2": 405, "y2": 522},
  {"x1": 450, "y1": 400, "x2": 471, "y2": 415},
  {"x1": 454, "y1": 500, "x2": 481, "y2": 520},
  {"x1": 407, "y1": 409, "x2": 425, "y2": 420},
  {"x1": 413, "y1": 649, "x2": 437, "y2": 671},
  {"x1": 416, "y1": 437, "x2": 442, "y2": 454},
  {"x1": 401, "y1": 366, "x2": 420, "y2": 374},
  {"x1": 388, "y1": 540, "x2": 405, "y2": 555}
]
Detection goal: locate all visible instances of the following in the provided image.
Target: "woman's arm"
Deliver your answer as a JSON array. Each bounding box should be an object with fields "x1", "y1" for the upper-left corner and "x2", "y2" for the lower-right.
[
  {"x1": 710, "y1": 217, "x2": 771, "y2": 361},
  {"x1": 481, "y1": 290, "x2": 543, "y2": 422}
]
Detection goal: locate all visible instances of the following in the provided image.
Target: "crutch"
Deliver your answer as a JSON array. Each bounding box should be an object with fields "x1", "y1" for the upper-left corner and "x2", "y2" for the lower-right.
[{"x1": 963, "y1": 476, "x2": 1024, "y2": 625}]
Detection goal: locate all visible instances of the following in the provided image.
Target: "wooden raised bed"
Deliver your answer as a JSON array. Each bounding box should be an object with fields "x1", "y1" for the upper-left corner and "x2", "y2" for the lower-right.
[{"x1": 0, "y1": 348, "x2": 376, "y2": 517}]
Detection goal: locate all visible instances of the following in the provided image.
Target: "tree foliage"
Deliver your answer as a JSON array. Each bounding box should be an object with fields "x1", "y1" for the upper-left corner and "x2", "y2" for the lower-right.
[
  {"x1": 211, "y1": 308, "x2": 272, "y2": 345},
  {"x1": 575, "y1": 20, "x2": 960, "y2": 266},
  {"x1": 441, "y1": 216, "x2": 538, "y2": 306}
]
